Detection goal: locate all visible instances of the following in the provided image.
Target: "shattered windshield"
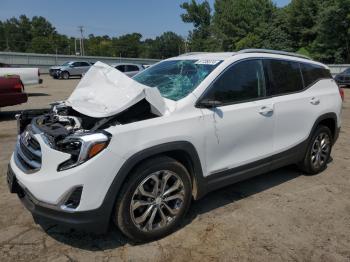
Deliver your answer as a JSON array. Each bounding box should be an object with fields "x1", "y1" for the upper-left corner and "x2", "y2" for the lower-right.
[{"x1": 133, "y1": 60, "x2": 222, "y2": 101}]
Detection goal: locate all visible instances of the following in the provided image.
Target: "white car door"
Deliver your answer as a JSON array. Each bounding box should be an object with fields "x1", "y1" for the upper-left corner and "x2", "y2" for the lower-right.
[
  {"x1": 263, "y1": 59, "x2": 322, "y2": 154},
  {"x1": 199, "y1": 59, "x2": 275, "y2": 177}
]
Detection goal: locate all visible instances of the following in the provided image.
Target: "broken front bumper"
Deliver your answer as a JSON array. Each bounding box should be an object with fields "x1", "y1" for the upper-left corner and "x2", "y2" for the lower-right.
[{"x1": 8, "y1": 164, "x2": 110, "y2": 233}]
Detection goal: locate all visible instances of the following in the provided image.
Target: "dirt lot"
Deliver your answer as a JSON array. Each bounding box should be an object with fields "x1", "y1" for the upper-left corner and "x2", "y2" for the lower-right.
[{"x1": 0, "y1": 75, "x2": 349, "y2": 262}]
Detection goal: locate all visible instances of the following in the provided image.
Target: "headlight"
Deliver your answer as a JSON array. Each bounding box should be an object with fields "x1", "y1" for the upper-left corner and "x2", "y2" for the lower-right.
[{"x1": 57, "y1": 131, "x2": 111, "y2": 171}]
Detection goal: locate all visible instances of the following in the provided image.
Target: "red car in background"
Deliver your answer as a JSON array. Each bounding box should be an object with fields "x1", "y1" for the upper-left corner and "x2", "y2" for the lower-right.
[{"x1": 0, "y1": 75, "x2": 28, "y2": 108}]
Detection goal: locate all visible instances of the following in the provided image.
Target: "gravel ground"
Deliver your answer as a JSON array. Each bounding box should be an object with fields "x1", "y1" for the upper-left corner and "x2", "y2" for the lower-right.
[{"x1": 0, "y1": 75, "x2": 350, "y2": 262}]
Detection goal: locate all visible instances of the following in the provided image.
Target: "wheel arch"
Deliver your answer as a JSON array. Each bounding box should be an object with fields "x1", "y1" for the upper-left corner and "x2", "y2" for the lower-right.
[
  {"x1": 101, "y1": 141, "x2": 206, "y2": 225},
  {"x1": 311, "y1": 112, "x2": 338, "y2": 143}
]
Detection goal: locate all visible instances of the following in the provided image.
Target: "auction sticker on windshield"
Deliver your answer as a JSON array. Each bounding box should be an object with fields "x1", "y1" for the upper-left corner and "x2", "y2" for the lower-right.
[{"x1": 195, "y1": 60, "x2": 221, "y2": 65}]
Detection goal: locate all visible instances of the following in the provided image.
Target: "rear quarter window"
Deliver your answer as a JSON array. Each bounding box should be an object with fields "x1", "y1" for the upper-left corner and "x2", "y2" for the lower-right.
[{"x1": 300, "y1": 63, "x2": 332, "y2": 87}]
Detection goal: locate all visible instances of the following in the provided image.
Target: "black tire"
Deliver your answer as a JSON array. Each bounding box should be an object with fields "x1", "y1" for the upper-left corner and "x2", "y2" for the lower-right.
[
  {"x1": 61, "y1": 71, "x2": 70, "y2": 80},
  {"x1": 114, "y1": 156, "x2": 192, "y2": 242},
  {"x1": 299, "y1": 125, "x2": 333, "y2": 175}
]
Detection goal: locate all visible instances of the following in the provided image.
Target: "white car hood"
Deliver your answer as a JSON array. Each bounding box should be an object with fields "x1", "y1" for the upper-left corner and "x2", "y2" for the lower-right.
[{"x1": 66, "y1": 61, "x2": 166, "y2": 118}]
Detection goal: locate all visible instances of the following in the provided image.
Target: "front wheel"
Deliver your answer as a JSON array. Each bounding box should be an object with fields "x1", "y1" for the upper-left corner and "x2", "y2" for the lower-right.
[
  {"x1": 299, "y1": 125, "x2": 333, "y2": 175},
  {"x1": 114, "y1": 156, "x2": 192, "y2": 242},
  {"x1": 60, "y1": 71, "x2": 70, "y2": 80}
]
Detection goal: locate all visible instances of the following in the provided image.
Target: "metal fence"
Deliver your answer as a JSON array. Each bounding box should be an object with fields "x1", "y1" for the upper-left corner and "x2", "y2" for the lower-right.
[
  {"x1": 0, "y1": 51, "x2": 160, "y2": 73},
  {"x1": 328, "y1": 64, "x2": 349, "y2": 75},
  {"x1": 0, "y1": 51, "x2": 348, "y2": 75}
]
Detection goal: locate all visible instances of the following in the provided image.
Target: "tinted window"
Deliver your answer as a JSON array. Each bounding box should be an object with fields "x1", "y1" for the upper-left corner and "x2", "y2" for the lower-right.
[
  {"x1": 125, "y1": 65, "x2": 139, "y2": 72},
  {"x1": 264, "y1": 59, "x2": 303, "y2": 95},
  {"x1": 342, "y1": 68, "x2": 350, "y2": 74},
  {"x1": 300, "y1": 63, "x2": 332, "y2": 87},
  {"x1": 116, "y1": 65, "x2": 125, "y2": 72},
  {"x1": 80, "y1": 62, "x2": 90, "y2": 67},
  {"x1": 203, "y1": 60, "x2": 266, "y2": 104},
  {"x1": 71, "y1": 62, "x2": 79, "y2": 67}
]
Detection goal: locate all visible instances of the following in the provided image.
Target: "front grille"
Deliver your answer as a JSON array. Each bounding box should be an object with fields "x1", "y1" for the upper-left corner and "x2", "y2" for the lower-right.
[{"x1": 15, "y1": 127, "x2": 42, "y2": 173}]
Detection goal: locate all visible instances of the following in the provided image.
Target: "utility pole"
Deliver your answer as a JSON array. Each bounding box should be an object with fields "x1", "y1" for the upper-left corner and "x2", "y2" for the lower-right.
[
  {"x1": 78, "y1": 26, "x2": 85, "y2": 56},
  {"x1": 74, "y1": 38, "x2": 77, "y2": 56}
]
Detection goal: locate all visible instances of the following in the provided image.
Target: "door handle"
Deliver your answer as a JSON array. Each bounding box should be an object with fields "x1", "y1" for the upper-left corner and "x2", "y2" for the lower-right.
[
  {"x1": 259, "y1": 106, "x2": 274, "y2": 116},
  {"x1": 310, "y1": 97, "x2": 320, "y2": 105}
]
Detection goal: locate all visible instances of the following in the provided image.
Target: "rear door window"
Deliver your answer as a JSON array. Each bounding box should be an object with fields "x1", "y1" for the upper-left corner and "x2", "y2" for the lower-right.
[
  {"x1": 80, "y1": 62, "x2": 90, "y2": 67},
  {"x1": 116, "y1": 65, "x2": 126, "y2": 72},
  {"x1": 264, "y1": 59, "x2": 304, "y2": 95},
  {"x1": 125, "y1": 65, "x2": 140, "y2": 72}
]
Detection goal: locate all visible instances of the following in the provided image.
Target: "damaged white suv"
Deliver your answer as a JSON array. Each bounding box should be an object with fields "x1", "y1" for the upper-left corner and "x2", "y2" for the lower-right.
[{"x1": 7, "y1": 50, "x2": 342, "y2": 242}]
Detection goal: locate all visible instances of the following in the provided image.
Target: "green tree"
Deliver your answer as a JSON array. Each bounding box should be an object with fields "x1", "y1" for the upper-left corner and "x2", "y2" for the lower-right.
[
  {"x1": 286, "y1": 0, "x2": 321, "y2": 51},
  {"x1": 151, "y1": 32, "x2": 184, "y2": 58},
  {"x1": 212, "y1": 0, "x2": 275, "y2": 51},
  {"x1": 180, "y1": 0, "x2": 212, "y2": 51},
  {"x1": 312, "y1": 0, "x2": 350, "y2": 63},
  {"x1": 113, "y1": 33, "x2": 142, "y2": 57},
  {"x1": 2, "y1": 15, "x2": 32, "y2": 52},
  {"x1": 0, "y1": 21, "x2": 5, "y2": 50},
  {"x1": 259, "y1": 7, "x2": 294, "y2": 51},
  {"x1": 31, "y1": 16, "x2": 56, "y2": 37}
]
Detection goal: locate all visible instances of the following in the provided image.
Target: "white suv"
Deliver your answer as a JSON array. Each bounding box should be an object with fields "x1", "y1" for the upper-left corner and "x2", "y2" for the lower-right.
[{"x1": 7, "y1": 50, "x2": 342, "y2": 242}]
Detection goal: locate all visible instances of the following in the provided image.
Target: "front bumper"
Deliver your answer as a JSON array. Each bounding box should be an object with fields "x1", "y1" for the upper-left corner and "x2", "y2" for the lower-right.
[
  {"x1": 7, "y1": 164, "x2": 110, "y2": 233},
  {"x1": 7, "y1": 127, "x2": 127, "y2": 233}
]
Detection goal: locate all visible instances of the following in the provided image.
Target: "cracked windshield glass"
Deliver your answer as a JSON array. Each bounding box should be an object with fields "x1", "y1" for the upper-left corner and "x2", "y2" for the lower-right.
[{"x1": 134, "y1": 60, "x2": 222, "y2": 101}]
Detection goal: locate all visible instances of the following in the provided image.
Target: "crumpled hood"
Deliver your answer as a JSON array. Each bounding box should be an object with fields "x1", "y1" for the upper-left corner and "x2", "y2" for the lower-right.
[{"x1": 66, "y1": 61, "x2": 166, "y2": 118}]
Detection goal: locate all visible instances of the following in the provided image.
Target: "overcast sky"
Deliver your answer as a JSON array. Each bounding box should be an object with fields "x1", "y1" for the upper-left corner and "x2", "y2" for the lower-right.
[{"x1": 0, "y1": 0, "x2": 291, "y2": 39}]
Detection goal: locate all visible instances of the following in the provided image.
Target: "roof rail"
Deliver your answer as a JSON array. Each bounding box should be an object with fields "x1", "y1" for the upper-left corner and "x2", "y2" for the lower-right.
[
  {"x1": 238, "y1": 49, "x2": 311, "y2": 60},
  {"x1": 178, "y1": 52, "x2": 210, "y2": 57}
]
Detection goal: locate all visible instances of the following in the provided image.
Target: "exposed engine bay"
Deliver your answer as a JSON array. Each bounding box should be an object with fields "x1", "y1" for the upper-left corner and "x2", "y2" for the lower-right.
[
  {"x1": 15, "y1": 99, "x2": 159, "y2": 172},
  {"x1": 18, "y1": 99, "x2": 158, "y2": 141}
]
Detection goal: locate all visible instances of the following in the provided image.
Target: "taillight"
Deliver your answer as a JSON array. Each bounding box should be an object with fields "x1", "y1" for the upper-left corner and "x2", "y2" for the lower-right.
[
  {"x1": 13, "y1": 82, "x2": 23, "y2": 92},
  {"x1": 339, "y1": 86, "x2": 345, "y2": 101}
]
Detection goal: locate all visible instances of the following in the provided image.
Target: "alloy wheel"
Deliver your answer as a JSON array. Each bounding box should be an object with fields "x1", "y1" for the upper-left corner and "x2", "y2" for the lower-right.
[
  {"x1": 310, "y1": 132, "x2": 331, "y2": 169},
  {"x1": 130, "y1": 170, "x2": 185, "y2": 232}
]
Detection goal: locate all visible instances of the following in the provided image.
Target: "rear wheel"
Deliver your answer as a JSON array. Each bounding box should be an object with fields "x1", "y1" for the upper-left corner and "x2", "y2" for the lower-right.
[
  {"x1": 299, "y1": 125, "x2": 333, "y2": 175},
  {"x1": 114, "y1": 156, "x2": 192, "y2": 242}
]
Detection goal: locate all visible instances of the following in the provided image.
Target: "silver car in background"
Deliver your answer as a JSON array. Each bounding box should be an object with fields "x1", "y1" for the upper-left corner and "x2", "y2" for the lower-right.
[
  {"x1": 49, "y1": 61, "x2": 92, "y2": 80},
  {"x1": 110, "y1": 63, "x2": 145, "y2": 77}
]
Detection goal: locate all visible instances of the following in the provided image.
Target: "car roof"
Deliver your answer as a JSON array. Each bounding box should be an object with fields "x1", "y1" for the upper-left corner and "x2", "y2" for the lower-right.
[
  {"x1": 170, "y1": 52, "x2": 236, "y2": 61},
  {"x1": 168, "y1": 49, "x2": 327, "y2": 68},
  {"x1": 110, "y1": 63, "x2": 142, "y2": 66},
  {"x1": 66, "y1": 61, "x2": 90, "y2": 63}
]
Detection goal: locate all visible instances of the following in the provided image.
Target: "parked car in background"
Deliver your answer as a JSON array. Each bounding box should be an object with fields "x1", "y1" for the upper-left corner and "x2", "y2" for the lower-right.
[
  {"x1": 49, "y1": 61, "x2": 92, "y2": 79},
  {"x1": 0, "y1": 75, "x2": 27, "y2": 108},
  {"x1": 111, "y1": 63, "x2": 144, "y2": 77},
  {"x1": 334, "y1": 68, "x2": 350, "y2": 86},
  {"x1": 0, "y1": 67, "x2": 42, "y2": 86}
]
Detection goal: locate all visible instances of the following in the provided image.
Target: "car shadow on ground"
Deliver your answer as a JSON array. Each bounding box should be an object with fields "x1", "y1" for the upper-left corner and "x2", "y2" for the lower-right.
[
  {"x1": 39, "y1": 165, "x2": 302, "y2": 251},
  {"x1": 27, "y1": 92, "x2": 50, "y2": 97}
]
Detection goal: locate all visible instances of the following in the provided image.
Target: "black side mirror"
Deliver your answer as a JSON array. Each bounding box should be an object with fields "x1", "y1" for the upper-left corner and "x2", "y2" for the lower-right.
[{"x1": 197, "y1": 99, "x2": 222, "y2": 108}]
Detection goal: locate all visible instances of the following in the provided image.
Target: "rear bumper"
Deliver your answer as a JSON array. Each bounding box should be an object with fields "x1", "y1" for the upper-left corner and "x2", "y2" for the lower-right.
[{"x1": 0, "y1": 93, "x2": 27, "y2": 107}]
